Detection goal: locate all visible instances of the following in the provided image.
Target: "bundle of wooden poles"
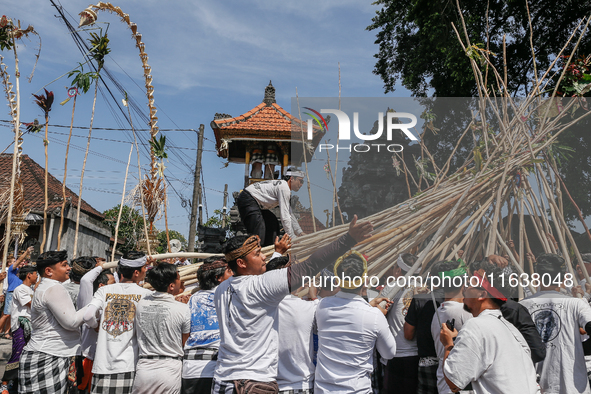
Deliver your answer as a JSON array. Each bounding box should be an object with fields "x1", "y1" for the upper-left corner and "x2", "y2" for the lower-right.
[{"x1": 289, "y1": 11, "x2": 591, "y2": 301}]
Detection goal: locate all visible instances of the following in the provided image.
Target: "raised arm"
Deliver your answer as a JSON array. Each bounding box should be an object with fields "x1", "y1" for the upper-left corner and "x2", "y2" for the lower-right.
[
  {"x1": 77, "y1": 266, "x2": 103, "y2": 310},
  {"x1": 45, "y1": 284, "x2": 87, "y2": 331},
  {"x1": 287, "y1": 215, "x2": 372, "y2": 290}
]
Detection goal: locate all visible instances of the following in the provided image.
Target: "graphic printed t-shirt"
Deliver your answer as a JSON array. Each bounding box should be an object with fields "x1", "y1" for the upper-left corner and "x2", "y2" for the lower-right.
[
  {"x1": 520, "y1": 291, "x2": 591, "y2": 394},
  {"x1": 183, "y1": 289, "x2": 220, "y2": 379},
  {"x1": 386, "y1": 286, "x2": 418, "y2": 358},
  {"x1": 88, "y1": 282, "x2": 152, "y2": 374},
  {"x1": 135, "y1": 292, "x2": 191, "y2": 358},
  {"x1": 11, "y1": 283, "x2": 34, "y2": 332}
]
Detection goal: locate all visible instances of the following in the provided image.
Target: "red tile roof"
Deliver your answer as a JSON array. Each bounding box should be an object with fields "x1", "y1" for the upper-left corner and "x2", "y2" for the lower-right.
[
  {"x1": 297, "y1": 211, "x2": 327, "y2": 234},
  {"x1": 0, "y1": 154, "x2": 104, "y2": 219},
  {"x1": 211, "y1": 102, "x2": 324, "y2": 154}
]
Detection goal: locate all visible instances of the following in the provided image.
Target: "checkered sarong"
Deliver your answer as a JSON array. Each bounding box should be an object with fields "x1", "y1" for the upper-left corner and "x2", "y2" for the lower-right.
[
  {"x1": 279, "y1": 389, "x2": 313, "y2": 394},
  {"x1": 183, "y1": 347, "x2": 218, "y2": 361},
  {"x1": 18, "y1": 350, "x2": 70, "y2": 394},
  {"x1": 251, "y1": 152, "x2": 265, "y2": 163},
  {"x1": 417, "y1": 363, "x2": 438, "y2": 394},
  {"x1": 91, "y1": 371, "x2": 135, "y2": 394}
]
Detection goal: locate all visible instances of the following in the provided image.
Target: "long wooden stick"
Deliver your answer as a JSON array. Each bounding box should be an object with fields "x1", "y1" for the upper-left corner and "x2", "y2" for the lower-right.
[
  {"x1": 111, "y1": 144, "x2": 134, "y2": 262},
  {"x1": 57, "y1": 94, "x2": 77, "y2": 249}
]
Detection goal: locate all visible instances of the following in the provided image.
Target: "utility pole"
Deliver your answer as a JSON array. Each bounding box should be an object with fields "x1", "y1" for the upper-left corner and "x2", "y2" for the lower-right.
[
  {"x1": 187, "y1": 124, "x2": 204, "y2": 253},
  {"x1": 222, "y1": 184, "x2": 228, "y2": 227}
]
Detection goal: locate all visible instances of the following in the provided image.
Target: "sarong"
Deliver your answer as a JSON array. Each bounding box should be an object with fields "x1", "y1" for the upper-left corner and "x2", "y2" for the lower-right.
[
  {"x1": 18, "y1": 350, "x2": 69, "y2": 394},
  {"x1": 2, "y1": 326, "x2": 26, "y2": 382}
]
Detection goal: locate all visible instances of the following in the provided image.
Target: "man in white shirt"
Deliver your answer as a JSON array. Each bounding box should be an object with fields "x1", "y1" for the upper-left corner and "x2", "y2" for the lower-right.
[
  {"x1": 1, "y1": 265, "x2": 36, "y2": 390},
  {"x1": 440, "y1": 269, "x2": 538, "y2": 394},
  {"x1": 213, "y1": 215, "x2": 373, "y2": 393},
  {"x1": 383, "y1": 253, "x2": 420, "y2": 393},
  {"x1": 76, "y1": 259, "x2": 115, "y2": 392},
  {"x1": 520, "y1": 253, "x2": 591, "y2": 394},
  {"x1": 83, "y1": 251, "x2": 152, "y2": 394},
  {"x1": 315, "y1": 250, "x2": 396, "y2": 394},
  {"x1": 132, "y1": 263, "x2": 190, "y2": 394},
  {"x1": 265, "y1": 255, "x2": 319, "y2": 394},
  {"x1": 236, "y1": 168, "x2": 305, "y2": 246},
  {"x1": 429, "y1": 261, "x2": 472, "y2": 394}
]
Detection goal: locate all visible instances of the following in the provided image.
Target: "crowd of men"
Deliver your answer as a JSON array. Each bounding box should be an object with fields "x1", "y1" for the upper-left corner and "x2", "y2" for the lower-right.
[{"x1": 1, "y1": 211, "x2": 591, "y2": 394}]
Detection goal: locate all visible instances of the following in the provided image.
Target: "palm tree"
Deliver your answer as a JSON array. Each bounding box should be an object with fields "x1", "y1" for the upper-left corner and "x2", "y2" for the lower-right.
[
  {"x1": 32, "y1": 88, "x2": 53, "y2": 251},
  {"x1": 73, "y1": 32, "x2": 110, "y2": 258}
]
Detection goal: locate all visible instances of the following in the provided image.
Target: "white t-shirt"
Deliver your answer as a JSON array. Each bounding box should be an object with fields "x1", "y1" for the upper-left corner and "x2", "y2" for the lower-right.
[
  {"x1": 520, "y1": 291, "x2": 591, "y2": 394},
  {"x1": 443, "y1": 309, "x2": 538, "y2": 394},
  {"x1": 25, "y1": 278, "x2": 87, "y2": 357},
  {"x1": 214, "y1": 269, "x2": 289, "y2": 382},
  {"x1": 87, "y1": 282, "x2": 152, "y2": 374},
  {"x1": 430, "y1": 300, "x2": 472, "y2": 394},
  {"x1": 385, "y1": 286, "x2": 418, "y2": 358},
  {"x1": 245, "y1": 180, "x2": 303, "y2": 239},
  {"x1": 183, "y1": 289, "x2": 220, "y2": 379},
  {"x1": 10, "y1": 283, "x2": 33, "y2": 332},
  {"x1": 277, "y1": 295, "x2": 318, "y2": 391},
  {"x1": 135, "y1": 291, "x2": 191, "y2": 358},
  {"x1": 314, "y1": 291, "x2": 397, "y2": 394}
]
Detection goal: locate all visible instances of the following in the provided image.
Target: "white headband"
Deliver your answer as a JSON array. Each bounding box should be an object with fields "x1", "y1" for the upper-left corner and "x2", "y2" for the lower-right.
[
  {"x1": 397, "y1": 254, "x2": 411, "y2": 272},
  {"x1": 286, "y1": 170, "x2": 304, "y2": 178},
  {"x1": 119, "y1": 256, "x2": 147, "y2": 268}
]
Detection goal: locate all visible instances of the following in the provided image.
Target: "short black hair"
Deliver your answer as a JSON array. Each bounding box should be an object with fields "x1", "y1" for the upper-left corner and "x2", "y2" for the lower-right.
[
  {"x1": 118, "y1": 251, "x2": 146, "y2": 280},
  {"x1": 222, "y1": 235, "x2": 250, "y2": 273},
  {"x1": 469, "y1": 258, "x2": 496, "y2": 275},
  {"x1": 18, "y1": 265, "x2": 37, "y2": 280},
  {"x1": 266, "y1": 256, "x2": 289, "y2": 272},
  {"x1": 535, "y1": 253, "x2": 566, "y2": 280},
  {"x1": 430, "y1": 260, "x2": 465, "y2": 293},
  {"x1": 36, "y1": 251, "x2": 68, "y2": 273},
  {"x1": 146, "y1": 262, "x2": 178, "y2": 292},
  {"x1": 93, "y1": 270, "x2": 113, "y2": 293},
  {"x1": 335, "y1": 253, "x2": 365, "y2": 293},
  {"x1": 197, "y1": 257, "x2": 228, "y2": 291},
  {"x1": 70, "y1": 256, "x2": 96, "y2": 282}
]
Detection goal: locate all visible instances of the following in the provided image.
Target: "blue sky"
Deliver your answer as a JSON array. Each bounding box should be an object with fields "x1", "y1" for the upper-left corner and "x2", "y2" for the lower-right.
[{"x1": 2, "y1": 0, "x2": 411, "y2": 239}]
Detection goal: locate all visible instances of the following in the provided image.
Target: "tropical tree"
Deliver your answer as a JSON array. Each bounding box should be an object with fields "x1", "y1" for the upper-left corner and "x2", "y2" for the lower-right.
[
  {"x1": 367, "y1": 0, "x2": 591, "y2": 223},
  {"x1": 156, "y1": 230, "x2": 187, "y2": 254},
  {"x1": 103, "y1": 205, "x2": 145, "y2": 255}
]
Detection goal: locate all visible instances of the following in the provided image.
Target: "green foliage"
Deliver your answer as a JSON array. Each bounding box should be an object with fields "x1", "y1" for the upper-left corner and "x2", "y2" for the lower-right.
[
  {"x1": 204, "y1": 209, "x2": 226, "y2": 228},
  {"x1": 150, "y1": 135, "x2": 168, "y2": 160},
  {"x1": 68, "y1": 63, "x2": 98, "y2": 94},
  {"x1": 0, "y1": 16, "x2": 13, "y2": 50},
  {"x1": 156, "y1": 230, "x2": 187, "y2": 254},
  {"x1": 367, "y1": 0, "x2": 591, "y2": 96},
  {"x1": 89, "y1": 32, "x2": 110, "y2": 70},
  {"x1": 103, "y1": 205, "x2": 145, "y2": 255}
]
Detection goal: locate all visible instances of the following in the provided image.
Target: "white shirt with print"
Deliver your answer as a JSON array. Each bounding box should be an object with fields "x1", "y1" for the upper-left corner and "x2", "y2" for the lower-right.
[
  {"x1": 520, "y1": 291, "x2": 591, "y2": 394},
  {"x1": 88, "y1": 282, "x2": 152, "y2": 374}
]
